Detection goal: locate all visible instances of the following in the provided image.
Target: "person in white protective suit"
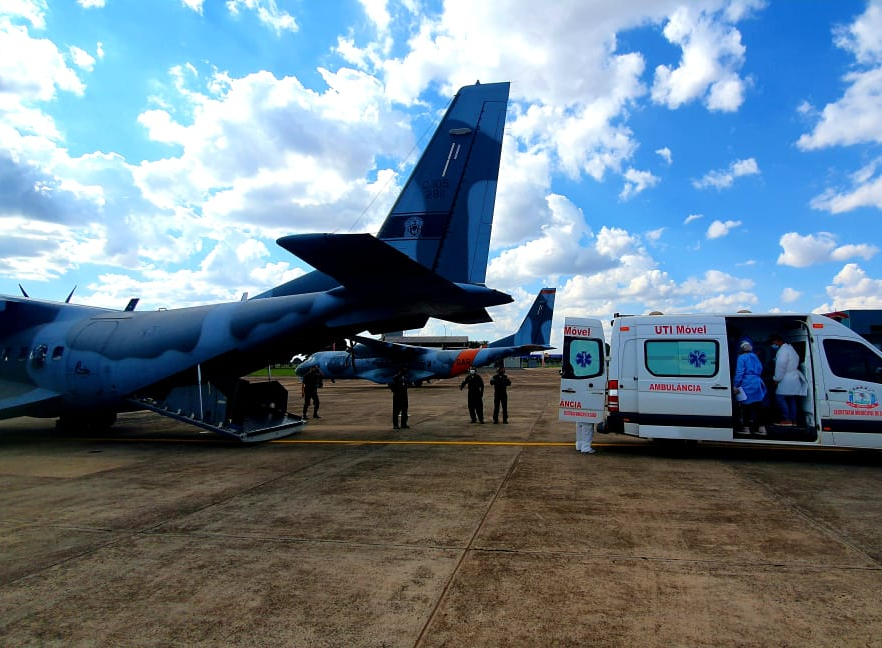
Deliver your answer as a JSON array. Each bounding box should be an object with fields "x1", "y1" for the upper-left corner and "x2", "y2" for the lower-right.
[
  {"x1": 575, "y1": 421, "x2": 595, "y2": 454},
  {"x1": 769, "y1": 333, "x2": 808, "y2": 426}
]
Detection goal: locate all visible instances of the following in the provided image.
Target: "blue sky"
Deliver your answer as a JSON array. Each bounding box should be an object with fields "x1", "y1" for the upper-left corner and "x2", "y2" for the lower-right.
[{"x1": 3, "y1": 0, "x2": 882, "y2": 347}]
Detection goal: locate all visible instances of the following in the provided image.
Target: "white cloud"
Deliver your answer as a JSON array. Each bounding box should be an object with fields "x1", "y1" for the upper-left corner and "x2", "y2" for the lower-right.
[
  {"x1": 832, "y1": 0, "x2": 882, "y2": 65},
  {"x1": 492, "y1": 142, "x2": 553, "y2": 249},
  {"x1": 0, "y1": 21, "x2": 85, "y2": 103},
  {"x1": 1, "y1": 0, "x2": 47, "y2": 28},
  {"x1": 822, "y1": 263, "x2": 882, "y2": 310},
  {"x1": 797, "y1": 3, "x2": 882, "y2": 215},
  {"x1": 132, "y1": 66, "x2": 412, "y2": 237},
  {"x1": 798, "y1": 3, "x2": 882, "y2": 151},
  {"x1": 656, "y1": 147, "x2": 672, "y2": 164},
  {"x1": 378, "y1": 1, "x2": 672, "y2": 186},
  {"x1": 487, "y1": 194, "x2": 600, "y2": 284},
  {"x1": 359, "y1": 0, "x2": 390, "y2": 32},
  {"x1": 225, "y1": 0, "x2": 298, "y2": 34},
  {"x1": 69, "y1": 45, "x2": 96, "y2": 71},
  {"x1": 810, "y1": 158, "x2": 882, "y2": 213},
  {"x1": 619, "y1": 168, "x2": 660, "y2": 200},
  {"x1": 181, "y1": 0, "x2": 205, "y2": 12},
  {"x1": 650, "y1": 4, "x2": 755, "y2": 112},
  {"x1": 679, "y1": 269, "x2": 753, "y2": 295},
  {"x1": 691, "y1": 291, "x2": 757, "y2": 312},
  {"x1": 781, "y1": 287, "x2": 801, "y2": 303},
  {"x1": 777, "y1": 232, "x2": 879, "y2": 268},
  {"x1": 797, "y1": 67, "x2": 882, "y2": 150},
  {"x1": 684, "y1": 213, "x2": 703, "y2": 225},
  {"x1": 645, "y1": 228, "x2": 665, "y2": 244},
  {"x1": 693, "y1": 157, "x2": 759, "y2": 190},
  {"x1": 706, "y1": 219, "x2": 742, "y2": 239}
]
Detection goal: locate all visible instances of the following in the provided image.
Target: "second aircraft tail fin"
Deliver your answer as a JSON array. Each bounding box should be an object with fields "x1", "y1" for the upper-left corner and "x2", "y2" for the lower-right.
[{"x1": 489, "y1": 288, "x2": 556, "y2": 349}]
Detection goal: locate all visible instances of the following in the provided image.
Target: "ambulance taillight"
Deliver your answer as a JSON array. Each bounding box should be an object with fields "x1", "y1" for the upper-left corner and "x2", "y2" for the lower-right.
[{"x1": 607, "y1": 379, "x2": 619, "y2": 412}]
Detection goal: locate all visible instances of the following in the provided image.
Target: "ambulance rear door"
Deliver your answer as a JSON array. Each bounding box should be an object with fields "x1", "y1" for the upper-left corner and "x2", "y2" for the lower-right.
[{"x1": 559, "y1": 317, "x2": 607, "y2": 424}]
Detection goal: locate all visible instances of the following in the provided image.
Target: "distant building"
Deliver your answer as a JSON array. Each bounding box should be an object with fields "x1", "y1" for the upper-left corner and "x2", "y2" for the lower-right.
[{"x1": 824, "y1": 310, "x2": 882, "y2": 350}]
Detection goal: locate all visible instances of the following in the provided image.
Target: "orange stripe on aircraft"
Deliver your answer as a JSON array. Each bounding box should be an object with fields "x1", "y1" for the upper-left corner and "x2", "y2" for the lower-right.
[{"x1": 449, "y1": 348, "x2": 482, "y2": 376}]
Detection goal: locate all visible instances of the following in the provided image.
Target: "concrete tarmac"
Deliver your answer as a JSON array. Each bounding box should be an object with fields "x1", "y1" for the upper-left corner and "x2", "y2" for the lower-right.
[{"x1": 1, "y1": 368, "x2": 881, "y2": 647}]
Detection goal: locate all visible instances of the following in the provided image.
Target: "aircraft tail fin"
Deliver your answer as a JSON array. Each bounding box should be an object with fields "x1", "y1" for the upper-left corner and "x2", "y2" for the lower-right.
[
  {"x1": 255, "y1": 81, "x2": 510, "y2": 302},
  {"x1": 376, "y1": 81, "x2": 510, "y2": 285},
  {"x1": 489, "y1": 288, "x2": 556, "y2": 348}
]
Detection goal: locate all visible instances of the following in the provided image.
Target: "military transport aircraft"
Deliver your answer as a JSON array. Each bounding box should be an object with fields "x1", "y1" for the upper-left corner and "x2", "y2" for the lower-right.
[
  {"x1": 295, "y1": 288, "x2": 555, "y2": 385},
  {"x1": 0, "y1": 81, "x2": 512, "y2": 442}
]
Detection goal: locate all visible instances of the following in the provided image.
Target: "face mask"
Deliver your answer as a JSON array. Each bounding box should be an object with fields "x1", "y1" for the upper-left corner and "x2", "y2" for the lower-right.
[
  {"x1": 770, "y1": 344, "x2": 779, "y2": 351},
  {"x1": 470, "y1": 369, "x2": 476, "y2": 374}
]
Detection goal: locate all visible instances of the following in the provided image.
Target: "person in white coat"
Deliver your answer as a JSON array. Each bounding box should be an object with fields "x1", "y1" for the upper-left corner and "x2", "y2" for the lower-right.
[
  {"x1": 769, "y1": 334, "x2": 807, "y2": 425},
  {"x1": 576, "y1": 422, "x2": 595, "y2": 454}
]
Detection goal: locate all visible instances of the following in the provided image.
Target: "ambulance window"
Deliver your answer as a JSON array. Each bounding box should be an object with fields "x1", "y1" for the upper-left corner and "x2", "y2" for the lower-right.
[
  {"x1": 823, "y1": 339, "x2": 882, "y2": 384},
  {"x1": 645, "y1": 340, "x2": 718, "y2": 377},
  {"x1": 562, "y1": 338, "x2": 604, "y2": 379}
]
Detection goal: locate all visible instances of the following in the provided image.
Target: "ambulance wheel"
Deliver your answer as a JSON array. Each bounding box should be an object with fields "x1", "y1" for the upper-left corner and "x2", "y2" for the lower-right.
[{"x1": 651, "y1": 438, "x2": 697, "y2": 451}]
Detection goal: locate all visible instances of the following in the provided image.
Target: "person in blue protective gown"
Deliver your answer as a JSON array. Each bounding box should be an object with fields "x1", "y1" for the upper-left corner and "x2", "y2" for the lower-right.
[{"x1": 733, "y1": 340, "x2": 767, "y2": 436}]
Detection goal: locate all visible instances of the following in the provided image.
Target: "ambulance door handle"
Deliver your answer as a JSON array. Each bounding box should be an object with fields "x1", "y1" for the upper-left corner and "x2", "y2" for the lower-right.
[
  {"x1": 829, "y1": 388, "x2": 847, "y2": 393},
  {"x1": 561, "y1": 388, "x2": 576, "y2": 393},
  {"x1": 711, "y1": 385, "x2": 729, "y2": 390}
]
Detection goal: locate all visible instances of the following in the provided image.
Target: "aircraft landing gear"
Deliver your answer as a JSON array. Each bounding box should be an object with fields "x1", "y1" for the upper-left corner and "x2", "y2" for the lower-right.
[{"x1": 56, "y1": 411, "x2": 118, "y2": 433}]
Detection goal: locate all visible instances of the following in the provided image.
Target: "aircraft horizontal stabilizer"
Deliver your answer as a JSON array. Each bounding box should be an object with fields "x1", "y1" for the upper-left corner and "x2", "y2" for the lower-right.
[
  {"x1": 277, "y1": 233, "x2": 511, "y2": 314},
  {"x1": 279, "y1": 233, "x2": 448, "y2": 291},
  {"x1": 441, "y1": 308, "x2": 492, "y2": 324}
]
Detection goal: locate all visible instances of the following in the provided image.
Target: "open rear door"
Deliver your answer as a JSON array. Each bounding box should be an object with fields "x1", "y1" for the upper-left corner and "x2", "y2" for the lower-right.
[{"x1": 559, "y1": 318, "x2": 607, "y2": 424}]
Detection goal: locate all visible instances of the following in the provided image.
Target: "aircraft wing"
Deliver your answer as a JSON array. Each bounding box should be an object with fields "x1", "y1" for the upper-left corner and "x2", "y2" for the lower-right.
[
  {"x1": 0, "y1": 379, "x2": 64, "y2": 420},
  {"x1": 352, "y1": 335, "x2": 430, "y2": 360}
]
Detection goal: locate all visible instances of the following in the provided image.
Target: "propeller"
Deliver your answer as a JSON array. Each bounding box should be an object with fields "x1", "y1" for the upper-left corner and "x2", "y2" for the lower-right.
[{"x1": 18, "y1": 284, "x2": 77, "y2": 303}]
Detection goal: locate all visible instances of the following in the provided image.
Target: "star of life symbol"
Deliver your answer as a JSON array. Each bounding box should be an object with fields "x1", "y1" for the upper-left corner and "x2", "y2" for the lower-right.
[
  {"x1": 575, "y1": 351, "x2": 593, "y2": 368},
  {"x1": 688, "y1": 350, "x2": 707, "y2": 368},
  {"x1": 404, "y1": 216, "x2": 423, "y2": 238}
]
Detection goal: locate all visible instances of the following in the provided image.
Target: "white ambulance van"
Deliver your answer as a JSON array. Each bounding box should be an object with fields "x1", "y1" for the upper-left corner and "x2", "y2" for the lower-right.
[{"x1": 560, "y1": 312, "x2": 882, "y2": 449}]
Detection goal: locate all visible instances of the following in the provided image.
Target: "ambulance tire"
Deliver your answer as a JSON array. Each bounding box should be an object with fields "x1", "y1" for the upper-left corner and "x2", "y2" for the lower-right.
[{"x1": 650, "y1": 438, "x2": 698, "y2": 452}]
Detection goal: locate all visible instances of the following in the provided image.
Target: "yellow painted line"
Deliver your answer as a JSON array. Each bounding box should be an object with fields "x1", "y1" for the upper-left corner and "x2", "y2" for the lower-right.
[{"x1": 271, "y1": 439, "x2": 610, "y2": 447}]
